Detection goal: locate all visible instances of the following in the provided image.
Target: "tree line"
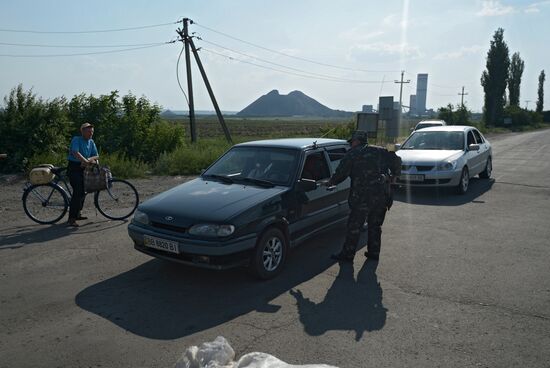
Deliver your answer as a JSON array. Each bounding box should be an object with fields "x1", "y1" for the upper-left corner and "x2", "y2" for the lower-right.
[{"x1": 0, "y1": 85, "x2": 183, "y2": 172}]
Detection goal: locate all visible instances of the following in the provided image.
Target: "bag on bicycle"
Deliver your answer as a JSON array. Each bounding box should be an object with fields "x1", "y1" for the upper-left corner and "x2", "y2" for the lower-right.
[
  {"x1": 29, "y1": 164, "x2": 55, "y2": 185},
  {"x1": 84, "y1": 163, "x2": 112, "y2": 192}
]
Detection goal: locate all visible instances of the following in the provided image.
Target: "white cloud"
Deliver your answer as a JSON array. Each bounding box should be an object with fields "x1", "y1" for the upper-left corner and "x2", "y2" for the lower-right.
[
  {"x1": 525, "y1": 0, "x2": 550, "y2": 13},
  {"x1": 434, "y1": 45, "x2": 485, "y2": 60},
  {"x1": 339, "y1": 23, "x2": 385, "y2": 42},
  {"x1": 476, "y1": 0, "x2": 515, "y2": 16}
]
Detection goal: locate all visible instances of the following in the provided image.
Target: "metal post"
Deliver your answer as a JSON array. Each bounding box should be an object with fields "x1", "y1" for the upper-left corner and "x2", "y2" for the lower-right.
[
  {"x1": 183, "y1": 18, "x2": 197, "y2": 143},
  {"x1": 189, "y1": 38, "x2": 233, "y2": 143}
]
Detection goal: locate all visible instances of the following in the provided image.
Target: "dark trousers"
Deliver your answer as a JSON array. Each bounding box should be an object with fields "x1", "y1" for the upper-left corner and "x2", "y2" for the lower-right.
[
  {"x1": 341, "y1": 205, "x2": 387, "y2": 257},
  {"x1": 67, "y1": 161, "x2": 86, "y2": 220}
]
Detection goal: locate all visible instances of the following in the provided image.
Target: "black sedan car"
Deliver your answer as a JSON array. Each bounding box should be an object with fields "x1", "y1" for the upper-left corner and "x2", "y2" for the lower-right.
[{"x1": 128, "y1": 138, "x2": 351, "y2": 279}]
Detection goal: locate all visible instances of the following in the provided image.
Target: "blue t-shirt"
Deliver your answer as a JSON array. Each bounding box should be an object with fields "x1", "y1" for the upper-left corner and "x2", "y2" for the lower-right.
[{"x1": 68, "y1": 136, "x2": 98, "y2": 163}]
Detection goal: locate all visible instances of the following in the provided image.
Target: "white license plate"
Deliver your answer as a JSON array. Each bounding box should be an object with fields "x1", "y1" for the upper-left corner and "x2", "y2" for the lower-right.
[
  {"x1": 144, "y1": 235, "x2": 179, "y2": 254},
  {"x1": 400, "y1": 174, "x2": 425, "y2": 182}
]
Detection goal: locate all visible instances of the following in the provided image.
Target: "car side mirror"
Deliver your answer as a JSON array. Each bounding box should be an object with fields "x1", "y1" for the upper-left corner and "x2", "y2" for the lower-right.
[
  {"x1": 468, "y1": 144, "x2": 480, "y2": 151},
  {"x1": 394, "y1": 144, "x2": 401, "y2": 151},
  {"x1": 297, "y1": 178, "x2": 317, "y2": 192}
]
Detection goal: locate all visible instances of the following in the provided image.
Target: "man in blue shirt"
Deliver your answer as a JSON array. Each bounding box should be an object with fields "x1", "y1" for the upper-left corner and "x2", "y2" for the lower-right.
[{"x1": 67, "y1": 122, "x2": 99, "y2": 227}]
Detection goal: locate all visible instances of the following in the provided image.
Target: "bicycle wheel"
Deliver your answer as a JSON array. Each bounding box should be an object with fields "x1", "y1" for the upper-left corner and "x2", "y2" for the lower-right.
[
  {"x1": 22, "y1": 183, "x2": 69, "y2": 224},
  {"x1": 94, "y1": 179, "x2": 139, "y2": 220}
]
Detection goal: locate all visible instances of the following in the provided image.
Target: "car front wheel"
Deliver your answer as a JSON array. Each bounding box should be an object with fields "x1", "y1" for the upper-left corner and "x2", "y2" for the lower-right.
[
  {"x1": 479, "y1": 157, "x2": 492, "y2": 179},
  {"x1": 457, "y1": 167, "x2": 469, "y2": 195},
  {"x1": 250, "y1": 227, "x2": 287, "y2": 280}
]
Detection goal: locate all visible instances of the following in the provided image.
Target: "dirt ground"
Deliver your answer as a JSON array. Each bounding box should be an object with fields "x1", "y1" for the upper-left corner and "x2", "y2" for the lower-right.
[{"x1": 0, "y1": 174, "x2": 195, "y2": 228}]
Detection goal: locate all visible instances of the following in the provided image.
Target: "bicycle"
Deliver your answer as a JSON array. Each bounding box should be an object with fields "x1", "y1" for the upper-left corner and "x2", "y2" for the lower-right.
[{"x1": 22, "y1": 166, "x2": 139, "y2": 225}]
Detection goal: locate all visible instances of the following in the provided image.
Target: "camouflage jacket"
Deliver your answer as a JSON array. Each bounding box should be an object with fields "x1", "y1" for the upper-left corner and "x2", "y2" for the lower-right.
[{"x1": 328, "y1": 144, "x2": 401, "y2": 209}]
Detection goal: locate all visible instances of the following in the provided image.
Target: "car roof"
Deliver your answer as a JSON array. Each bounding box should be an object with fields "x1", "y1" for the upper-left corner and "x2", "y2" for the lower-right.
[
  {"x1": 235, "y1": 138, "x2": 348, "y2": 150},
  {"x1": 417, "y1": 120, "x2": 446, "y2": 125},
  {"x1": 413, "y1": 125, "x2": 476, "y2": 132}
]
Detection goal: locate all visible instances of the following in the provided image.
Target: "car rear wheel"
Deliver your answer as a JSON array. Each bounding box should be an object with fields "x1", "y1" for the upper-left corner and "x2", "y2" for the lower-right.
[
  {"x1": 479, "y1": 157, "x2": 492, "y2": 179},
  {"x1": 250, "y1": 227, "x2": 287, "y2": 280},
  {"x1": 457, "y1": 167, "x2": 469, "y2": 195}
]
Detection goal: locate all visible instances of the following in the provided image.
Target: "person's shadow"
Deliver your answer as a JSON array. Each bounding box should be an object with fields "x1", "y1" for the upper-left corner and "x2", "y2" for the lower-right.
[{"x1": 290, "y1": 261, "x2": 386, "y2": 341}]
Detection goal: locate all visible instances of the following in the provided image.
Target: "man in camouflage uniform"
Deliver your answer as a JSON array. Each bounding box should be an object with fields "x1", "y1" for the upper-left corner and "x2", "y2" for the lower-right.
[{"x1": 325, "y1": 130, "x2": 401, "y2": 261}]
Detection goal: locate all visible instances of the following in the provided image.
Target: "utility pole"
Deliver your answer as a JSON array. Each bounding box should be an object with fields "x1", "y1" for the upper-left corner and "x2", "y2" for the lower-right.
[
  {"x1": 458, "y1": 86, "x2": 468, "y2": 107},
  {"x1": 394, "y1": 71, "x2": 410, "y2": 114},
  {"x1": 176, "y1": 18, "x2": 232, "y2": 143},
  {"x1": 525, "y1": 100, "x2": 531, "y2": 110},
  {"x1": 178, "y1": 18, "x2": 197, "y2": 143}
]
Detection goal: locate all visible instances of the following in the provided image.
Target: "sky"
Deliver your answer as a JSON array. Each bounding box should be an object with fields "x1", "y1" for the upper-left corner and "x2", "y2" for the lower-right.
[{"x1": 0, "y1": 0, "x2": 548, "y2": 113}]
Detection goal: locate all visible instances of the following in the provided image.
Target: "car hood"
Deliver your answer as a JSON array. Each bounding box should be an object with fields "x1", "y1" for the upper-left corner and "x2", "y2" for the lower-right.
[
  {"x1": 396, "y1": 149, "x2": 464, "y2": 164},
  {"x1": 139, "y1": 178, "x2": 288, "y2": 226}
]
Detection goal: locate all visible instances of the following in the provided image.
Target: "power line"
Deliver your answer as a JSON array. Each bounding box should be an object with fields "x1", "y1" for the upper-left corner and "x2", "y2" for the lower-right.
[
  {"x1": 200, "y1": 47, "x2": 387, "y2": 84},
  {"x1": 0, "y1": 41, "x2": 170, "y2": 48},
  {"x1": 192, "y1": 21, "x2": 400, "y2": 73},
  {"x1": 176, "y1": 43, "x2": 190, "y2": 108},
  {"x1": 0, "y1": 21, "x2": 181, "y2": 34},
  {"x1": 196, "y1": 37, "x2": 390, "y2": 84},
  {"x1": 0, "y1": 42, "x2": 173, "y2": 57}
]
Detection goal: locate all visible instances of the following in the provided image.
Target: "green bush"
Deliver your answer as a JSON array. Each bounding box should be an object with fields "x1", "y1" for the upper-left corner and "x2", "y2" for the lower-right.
[
  {"x1": 26, "y1": 151, "x2": 68, "y2": 172},
  {"x1": 100, "y1": 152, "x2": 149, "y2": 179},
  {"x1": 153, "y1": 139, "x2": 232, "y2": 175}
]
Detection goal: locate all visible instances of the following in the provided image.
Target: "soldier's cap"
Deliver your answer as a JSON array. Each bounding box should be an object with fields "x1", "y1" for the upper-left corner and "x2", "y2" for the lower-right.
[
  {"x1": 80, "y1": 122, "x2": 94, "y2": 131},
  {"x1": 347, "y1": 130, "x2": 369, "y2": 144}
]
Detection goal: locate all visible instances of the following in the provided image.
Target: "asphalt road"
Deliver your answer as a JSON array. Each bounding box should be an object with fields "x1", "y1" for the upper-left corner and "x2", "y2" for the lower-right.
[{"x1": 1, "y1": 129, "x2": 549, "y2": 368}]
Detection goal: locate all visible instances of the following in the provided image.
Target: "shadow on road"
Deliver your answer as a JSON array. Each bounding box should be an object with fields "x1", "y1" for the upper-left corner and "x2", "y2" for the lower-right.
[
  {"x1": 75, "y1": 224, "x2": 375, "y2": 340},
  {"x1": 290, "y1": 261, "x2": 385, "y2": 341},
  {"x1": 394, "y1": 178, "x2": 495, "y2": 206},
  {"x1": 0, "y1": 220, "x2": 127, "y2": 249}
]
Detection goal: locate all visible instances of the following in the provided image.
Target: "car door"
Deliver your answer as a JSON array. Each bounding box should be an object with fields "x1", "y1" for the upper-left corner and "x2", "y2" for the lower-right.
[
  {"x1": 472, "y1": 128, "x2": 490, "y2": 175},
  {"x1": 289, "y1": 149, "x2": 341, "y2": 240},
  {"x1": 325, "y1": 145, "x2": 351, "y2": 218},
  {"x1": 465, "y1": 130, "x2": 483, "y2": 175}
]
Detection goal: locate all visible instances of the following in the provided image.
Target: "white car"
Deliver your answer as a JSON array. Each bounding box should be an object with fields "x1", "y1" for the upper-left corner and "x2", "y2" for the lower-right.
[{"x1": 395, "y1": 126, "x2": 492, "y2": 194}]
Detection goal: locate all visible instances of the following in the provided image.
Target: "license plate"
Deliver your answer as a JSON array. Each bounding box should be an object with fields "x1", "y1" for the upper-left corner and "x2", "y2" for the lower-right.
[
  {"x1": 144, "y1": 235, "x2": 179, "y2": 254},
  {"x1": 400, "y1": 174, "x2": 425, "y2": 182}
]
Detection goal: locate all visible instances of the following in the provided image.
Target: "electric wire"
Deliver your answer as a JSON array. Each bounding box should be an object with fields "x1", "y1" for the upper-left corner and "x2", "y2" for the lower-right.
[
  {"x1": 0, "y1": 41, "x2": 168, "y2": 48},
  {"x1": 0, "y1": 42, "x2": 173, "y2": 57},
  {"x1": 196, "y1": 37, "x2": 390, "y2": 84},
  {"x1": 176, "y1": 43, "x2": 190, "y2": 108},
  {"x1": 193, "y1": 22, "x2": 400, "y2": 73},
  {"x1": 0, "y1": 21, "x2": 181, "y2": 34},
  {"x1": 200, "y1": 47, "x2": 386, "y2": 84}
]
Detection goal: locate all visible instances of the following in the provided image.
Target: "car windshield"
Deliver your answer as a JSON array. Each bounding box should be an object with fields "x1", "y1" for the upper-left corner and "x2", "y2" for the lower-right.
[
  {"x1": 203, "y1": 146, "x2": 300, "y2": 186},
  {"x1": 402, "y1": 131, "x2": 464, "y2": 150}
]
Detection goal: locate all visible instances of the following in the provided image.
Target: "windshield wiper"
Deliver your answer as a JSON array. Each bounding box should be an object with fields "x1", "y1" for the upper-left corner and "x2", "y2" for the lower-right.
[
  {"x1": 235, "y1": 176, "x2": 275, "y2": 188},
  {"x1": 204, "y1": 174, "x2": 234, "y2": 184}
]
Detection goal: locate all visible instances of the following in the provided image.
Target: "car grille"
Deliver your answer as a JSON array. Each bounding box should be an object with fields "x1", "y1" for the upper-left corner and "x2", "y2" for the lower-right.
[
  {"x1": 416, "y1": 165, "x2": 434, "y2": 171},
  {"x1": 401, "y1": 165, "x2": 434, "y2": 171},
  {"x1": 397, "y1": 178, "x2": 451, "y2": 185},
  {"x1": 151, "y1": 221, "x2": 188, "y2": 233}
]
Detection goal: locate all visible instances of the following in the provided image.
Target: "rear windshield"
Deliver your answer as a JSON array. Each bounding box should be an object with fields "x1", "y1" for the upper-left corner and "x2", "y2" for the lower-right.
[
  {"x1": 402, "y1": 131, "x2": 464, "y2": 150},
  {"x1": 416, "y1": 123, "x2": 442, "y2": 130}
]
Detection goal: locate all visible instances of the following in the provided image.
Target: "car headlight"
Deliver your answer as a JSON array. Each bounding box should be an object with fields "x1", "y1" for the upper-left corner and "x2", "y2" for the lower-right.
[
  {"x1": 188, "y1": 224, "x2": 235, "y2": 237},
  {"x1": 437, "y1": 160, "x2": 457, "y2": 171},
  {"x1": 133, "y1": 210, "x2": 149, "y2": 225}
]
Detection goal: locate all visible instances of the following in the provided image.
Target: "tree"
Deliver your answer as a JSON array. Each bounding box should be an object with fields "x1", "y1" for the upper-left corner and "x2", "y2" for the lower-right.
[
  {"x1": 481, "y1": 28, "x2": 510, "y2": 126},
  {"x1": 508, "y1": 52, "x2": 524, "y2": 107},
  {"x1": 536, "y1": 70, "x2": 545, "y2": 113},
  {"x1": 437, "y1": 103, "x2": 472, "y2": 125}
]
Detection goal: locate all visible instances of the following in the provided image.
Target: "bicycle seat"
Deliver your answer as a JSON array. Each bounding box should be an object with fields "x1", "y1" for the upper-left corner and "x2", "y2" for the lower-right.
[{"x1": 51, "y1": 167, "x2": 66, "y2": 176}]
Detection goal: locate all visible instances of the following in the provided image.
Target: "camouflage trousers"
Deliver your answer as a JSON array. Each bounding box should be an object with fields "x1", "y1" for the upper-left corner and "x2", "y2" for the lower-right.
[{"x1": 341, "y1": 205, "x2": 387, "y2": 257}]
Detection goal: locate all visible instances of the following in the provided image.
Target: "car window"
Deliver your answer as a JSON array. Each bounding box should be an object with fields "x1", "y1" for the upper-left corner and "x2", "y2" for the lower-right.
[
  {"x1": 467, "y1": 131, "x2": 476, "y2": 146},
  {"x1": 301, "y1": 152, "x2": 331, "y2": 181},
  {"x1": 473, "y1": 129, "x2": 484, "y2": 144},
  {"x1": 326, "y1": 147, "x2": 347, "y2": 171},
  {"x1": 402, "y1": 131, "x2": 464, "y2": 150},
  {"x1": 203, "y1": 147, "x2": 299, "y2": 186}
]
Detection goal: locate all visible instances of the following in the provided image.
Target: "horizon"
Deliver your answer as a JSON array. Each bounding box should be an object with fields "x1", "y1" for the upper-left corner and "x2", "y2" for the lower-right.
[{"x1": 1, "y1": 0, "x2": 548, "y2": 114}]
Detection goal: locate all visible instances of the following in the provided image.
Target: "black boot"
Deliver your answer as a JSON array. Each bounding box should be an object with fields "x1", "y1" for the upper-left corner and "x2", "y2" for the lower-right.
[{"x1": 331, "y1": 252, "x2": 354, "y2": 262}]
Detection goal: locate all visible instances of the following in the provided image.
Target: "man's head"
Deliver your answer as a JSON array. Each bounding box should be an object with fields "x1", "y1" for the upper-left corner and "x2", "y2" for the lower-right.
[
  {"x1": 80, "y1": 123, "x2": 94, "y2": 140},
  {"x1": 348, "y1": 130, "x2": 369, "y2": 147}
]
